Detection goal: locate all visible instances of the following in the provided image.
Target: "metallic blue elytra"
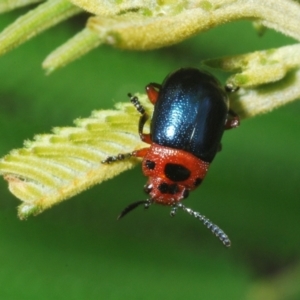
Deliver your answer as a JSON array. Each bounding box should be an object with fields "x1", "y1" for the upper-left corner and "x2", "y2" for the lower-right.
[{"x1": 151, "y1": 68, "x2": 229, "y2": 163}]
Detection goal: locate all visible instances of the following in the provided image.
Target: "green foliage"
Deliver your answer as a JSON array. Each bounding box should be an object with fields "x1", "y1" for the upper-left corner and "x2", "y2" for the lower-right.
[{"x1": 0, "y1": 8, "x2": 300, "y2": 300}]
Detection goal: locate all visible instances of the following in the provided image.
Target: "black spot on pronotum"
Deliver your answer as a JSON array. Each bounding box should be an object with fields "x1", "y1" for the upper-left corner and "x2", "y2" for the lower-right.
[
  {"x1": 164, "y1": 163, "x2": 191, "y2": 182},
  {"x1": 158, "y1": 182, "x2": 169, "y2": 194},
  {"x1": 158, "y1": 183, "x2": 179, "y2": 194},
  {"x1": 145, "y1": 160, "x2": 156, "y2": 170},
  {"x1": 169, "y1": 184, "x2": 179, "y2": 195}
]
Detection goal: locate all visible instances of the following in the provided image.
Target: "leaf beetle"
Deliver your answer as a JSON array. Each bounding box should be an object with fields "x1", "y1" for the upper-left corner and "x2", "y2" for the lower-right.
[{"x1": 103, "y1": 67, "x2": 239, "y2": 247}]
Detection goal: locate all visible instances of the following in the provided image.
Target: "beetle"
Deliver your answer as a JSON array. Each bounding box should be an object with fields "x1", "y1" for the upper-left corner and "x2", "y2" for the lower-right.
[{"x1": 103, "y1": 68, "x2": 239, "y2": 247}]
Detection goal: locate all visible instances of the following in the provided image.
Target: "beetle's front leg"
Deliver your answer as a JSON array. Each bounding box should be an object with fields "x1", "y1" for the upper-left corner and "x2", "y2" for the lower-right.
[
  {"x1": 102, "y1": 148, "x2": 149, "y2": 164},
  {"x1": 225, "y1": 109, "x2": 240, "y2": 129},
  {"x1": 145, "y1": 82, "x2": 161, "y2": 104}
]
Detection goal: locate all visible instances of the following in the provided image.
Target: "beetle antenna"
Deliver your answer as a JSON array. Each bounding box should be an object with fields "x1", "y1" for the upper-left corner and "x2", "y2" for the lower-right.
[
  {"x1": 128, "y1": 93, "x2": 146, "y2": 115},
  {"x1": 117, "y1": 200, "x2": 151, "y2": 220},
  {"x1": 170, "y1": 203, "x2": 231, "y2": 247}
]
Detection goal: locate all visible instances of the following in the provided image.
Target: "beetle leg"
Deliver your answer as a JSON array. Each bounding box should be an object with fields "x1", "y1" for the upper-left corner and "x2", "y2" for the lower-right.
[
  {"x1": 145, "y1": 82, "x2": 161, "y2": 104},
  {"x1": 102, "y1": 147, "x2": 149, "y2": 164},
  {"x1": 224, "y1": 82, "x2": 240, "y2": 129},
  {"x1": 132, "y1": 147, "x2": 150, "y2": 158},
  {"x1": 102, "y1": 153, "x2": 133, "y2": 164},
  {"x1": 225, "y1": 109, "x2": 240, "y2": 130},
  {"x1": 138, "y1": 114, "x2": 152, "y2": 144},
  {"x1": 128, "y1": 93, "x2": 152, "y2": 144}
]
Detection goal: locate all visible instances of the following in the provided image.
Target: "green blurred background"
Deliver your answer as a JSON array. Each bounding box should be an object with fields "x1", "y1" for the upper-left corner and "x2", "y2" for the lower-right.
[{"x1": 0, "y1": 8, "x2": 300, "y2": 300}]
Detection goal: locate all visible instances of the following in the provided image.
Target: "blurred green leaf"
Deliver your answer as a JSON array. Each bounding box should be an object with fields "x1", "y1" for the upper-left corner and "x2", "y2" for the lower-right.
[{"x1": 0, "y1": 11, "x2": 300, "y2": 300}]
